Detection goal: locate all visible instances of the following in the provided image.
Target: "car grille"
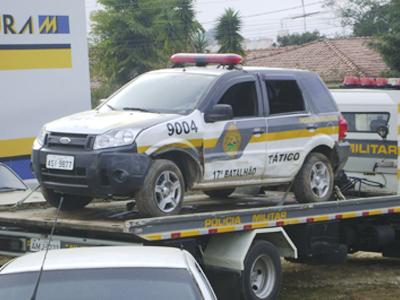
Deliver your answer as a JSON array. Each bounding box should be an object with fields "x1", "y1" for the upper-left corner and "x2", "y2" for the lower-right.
[
  {"x1": 40, "y1": 165, "x2": 89, "y2": 187},
  {"x1": 46, "y1": 132, "x2": 95, "y2": 150}
]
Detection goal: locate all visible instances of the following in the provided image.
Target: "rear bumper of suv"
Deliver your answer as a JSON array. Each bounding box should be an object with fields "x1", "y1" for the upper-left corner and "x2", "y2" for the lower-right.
[
  {"x1": 334, "y1": 141, "x2": 350, "y2": 175},
  {"x1": 32, "y1": 146, "x2": 152, "y2": 197}
]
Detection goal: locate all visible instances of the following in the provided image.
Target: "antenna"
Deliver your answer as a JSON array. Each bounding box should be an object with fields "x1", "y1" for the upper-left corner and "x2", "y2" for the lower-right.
[{"x1": 30, "y1": 196, "x2": 64, "y2": 300}]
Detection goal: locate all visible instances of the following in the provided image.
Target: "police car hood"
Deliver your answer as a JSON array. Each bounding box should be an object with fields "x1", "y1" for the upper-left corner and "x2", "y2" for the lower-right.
[{"x1": 45, "y1": 110, "x2": 179, "y2": 135}]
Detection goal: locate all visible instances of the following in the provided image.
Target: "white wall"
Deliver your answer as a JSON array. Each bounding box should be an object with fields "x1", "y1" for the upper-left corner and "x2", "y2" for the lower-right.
[{"x1": 0, "y1": 0, "x2": 91, "y2": 178}]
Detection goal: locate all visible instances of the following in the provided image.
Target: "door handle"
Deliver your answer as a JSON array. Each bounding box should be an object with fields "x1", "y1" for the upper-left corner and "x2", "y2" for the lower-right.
[
  {"x1": 307, "y1": 124, "x2": 317, "y2": 131},
  {"x1": 253, "y1": 127, "x2": 265, "y2": 134}
]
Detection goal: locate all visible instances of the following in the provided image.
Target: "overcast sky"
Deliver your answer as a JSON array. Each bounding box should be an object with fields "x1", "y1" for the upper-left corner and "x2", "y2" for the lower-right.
[{"x1": 85, "y1": 0, "x2": 349, "y2": 41}]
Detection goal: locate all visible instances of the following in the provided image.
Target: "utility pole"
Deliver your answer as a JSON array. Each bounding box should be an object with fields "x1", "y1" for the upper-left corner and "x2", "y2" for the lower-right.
[{"x1": 301, "y1": 0, "x2": 307, "y2": 32}]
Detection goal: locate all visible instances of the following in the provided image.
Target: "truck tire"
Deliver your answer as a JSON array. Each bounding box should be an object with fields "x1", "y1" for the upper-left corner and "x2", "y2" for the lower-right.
[
  {"x1": 241, "y1": 240, "x2": 282, "y2": 300},
  {"x1": 136, "y1": 159, "x2": 184, "y2": 217},
  {"x1": 42, "y1": 188, "x2": 92, "y2": 211},
  {"x1": 204, "y1": 189, "x2": 235, "y2": 199},
  {"x1": 293, "y1": 152, "x2": 334, "y2": 203}
]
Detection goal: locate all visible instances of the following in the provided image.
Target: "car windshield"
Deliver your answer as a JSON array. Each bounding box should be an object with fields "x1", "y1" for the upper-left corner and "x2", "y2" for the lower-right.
[
  {"x1": 0, "y1": 164, "x2": 27, "y2": 192},
  {"x1": 103, "y1": 72, "x2": 216, "y2": 114},
  {"x1": 0, "y1": 267, "x2": 203, "y2": 300}
]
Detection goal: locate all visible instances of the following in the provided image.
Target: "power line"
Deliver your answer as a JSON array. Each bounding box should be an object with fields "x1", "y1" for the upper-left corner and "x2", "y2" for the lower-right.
[{"x1": 201, "y1": 0, "x2": 325, "y2": 24}]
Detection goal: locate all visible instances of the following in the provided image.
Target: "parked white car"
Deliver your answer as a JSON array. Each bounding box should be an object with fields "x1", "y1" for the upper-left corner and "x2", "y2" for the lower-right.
[{"x1": 0, "y1": 246, "x2": 216, "y2": 300}]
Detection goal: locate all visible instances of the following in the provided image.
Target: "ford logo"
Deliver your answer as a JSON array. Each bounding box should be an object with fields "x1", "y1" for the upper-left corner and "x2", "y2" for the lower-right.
[{"x1": 59, "y1": 137, "x2": 71, "y2": 144}]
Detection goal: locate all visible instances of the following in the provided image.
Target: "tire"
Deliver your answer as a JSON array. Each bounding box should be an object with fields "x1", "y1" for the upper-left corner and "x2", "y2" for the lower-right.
[
  {"x1": 135, "y1": 159, "x2": 184, "y2": 217},
  {"x1": 293, "y1": 152, "x2": 334, "y2": 203},
  {"x1": 204, "y1": 188, "x2": 235, "y2": 199},
  {"x1": 241, "y1": 240, "x2": 282, "y2": 300},
  {"x1": 42, "y1": 188, "x2": 92, "y2": 211}
]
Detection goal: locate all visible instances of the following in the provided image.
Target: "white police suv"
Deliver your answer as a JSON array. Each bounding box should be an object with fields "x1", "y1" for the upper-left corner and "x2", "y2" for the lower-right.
[{"x1": 32, "y1": 53, "x2": 349, "y2": 217}]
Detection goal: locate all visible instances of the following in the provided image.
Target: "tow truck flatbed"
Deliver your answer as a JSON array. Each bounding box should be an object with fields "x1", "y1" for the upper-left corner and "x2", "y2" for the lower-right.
[
  {"x1": 0, "y1": 191, "x2": 399, "y2": 254},
  {"x1": 1, "y1": 191, "x2": 400, "y2": 300}
]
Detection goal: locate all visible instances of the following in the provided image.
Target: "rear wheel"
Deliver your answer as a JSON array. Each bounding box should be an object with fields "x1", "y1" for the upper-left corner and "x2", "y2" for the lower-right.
[
  {"x1": 135, "y1": 159, "x2": 184, "y2": 217},
  {"x1": 204, "y1": 188, "x2": 235, "y2": 199},
  {"x1": 241, "y1": 240, "x2": 282, "y2": 300},
  {"x1": 293, "y1": 152, "x2": 334, "y2": 203},
  {"x1": 42, "y1": 188, "x2": 92, "y2": 210}
]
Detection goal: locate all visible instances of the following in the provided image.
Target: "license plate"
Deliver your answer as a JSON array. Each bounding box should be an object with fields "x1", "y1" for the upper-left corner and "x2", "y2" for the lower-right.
[
  {"x1": 30, "y1": 238, "x2": 61, "y2": 252},
  {"x1": 46, "y1": 154, "x2": 74, "y2": 170}
]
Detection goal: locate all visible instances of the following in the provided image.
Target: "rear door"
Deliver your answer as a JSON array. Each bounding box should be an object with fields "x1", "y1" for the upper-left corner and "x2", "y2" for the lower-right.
[
  {"x1": 262, "y1": 76, "x2": 310, "y2": 181},
  {"x1": 202, "y1": 75, "x2": 267, "y2": 183}
]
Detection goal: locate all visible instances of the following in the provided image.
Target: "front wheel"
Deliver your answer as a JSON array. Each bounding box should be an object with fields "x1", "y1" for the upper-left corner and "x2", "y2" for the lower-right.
[
  {"x1": 135, "y1": 159, "x2": 184, "y2": 217},
  {"x1": 293, "y1": 152, "x2": 334, "y2": 203},
  {"x1": 241, "y1": 240, "x2": 282, "y2": 300},
  {"x1": 42, "y1": 188, "x2": 92, "y2": 211}
]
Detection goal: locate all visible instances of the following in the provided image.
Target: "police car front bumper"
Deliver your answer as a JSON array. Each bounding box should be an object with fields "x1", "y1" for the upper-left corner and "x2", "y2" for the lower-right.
[{"x1": 32, "y1": 145, "x2": 152, "y2": 197}]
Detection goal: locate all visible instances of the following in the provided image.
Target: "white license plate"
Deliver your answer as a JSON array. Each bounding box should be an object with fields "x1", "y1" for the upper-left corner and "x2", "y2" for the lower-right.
[
  {"x1": 46, "y1": 154, "x2": 74, "y2": 170},
  {"x1": 30, "y1": 238, "x2": 61, "y2": 252}
]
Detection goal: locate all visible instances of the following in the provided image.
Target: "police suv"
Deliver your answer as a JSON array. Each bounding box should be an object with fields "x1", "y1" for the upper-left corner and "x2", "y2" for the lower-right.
[{"x1": 32, "y1": 53, "x2": 349, "y2": 217}]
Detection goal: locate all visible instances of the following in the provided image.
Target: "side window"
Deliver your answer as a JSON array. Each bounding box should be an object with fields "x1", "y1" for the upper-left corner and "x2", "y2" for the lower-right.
[
  {"x1": 342, "y1": 112, "x2": 389, "y2": 132},
  {"x1": 265, "y1": 80, "x2": 305, "y2": 115},
  {"x1": 218, "y1": 82, "x2": 258, "y2": 118}
]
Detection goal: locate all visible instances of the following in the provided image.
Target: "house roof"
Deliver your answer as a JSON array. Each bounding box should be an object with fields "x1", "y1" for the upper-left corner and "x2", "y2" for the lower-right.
[{"x1": 246, "y1": 37, "x2": 389, "y2": 83}]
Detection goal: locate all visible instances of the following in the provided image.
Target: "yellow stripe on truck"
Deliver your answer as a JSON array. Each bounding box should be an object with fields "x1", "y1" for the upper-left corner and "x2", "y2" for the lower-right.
[
  {"x1": 0, "y1": 137, "x2": 35, "y2": 158},
  {"x1": 0, "y1": 49, "x2": 72, "y2": 70}
]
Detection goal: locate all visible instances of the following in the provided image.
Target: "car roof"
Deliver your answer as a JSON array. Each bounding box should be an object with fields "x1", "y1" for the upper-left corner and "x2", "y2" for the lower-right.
[
  {"x1": 331, "y1": 89, "x2": 394, "y2": 107},
  {"x1": 150, "y1": 65, "x2": 311, "y2": 77},
  {"x1": 0, "y1": 246, "x2": 189, "y2": 274}
]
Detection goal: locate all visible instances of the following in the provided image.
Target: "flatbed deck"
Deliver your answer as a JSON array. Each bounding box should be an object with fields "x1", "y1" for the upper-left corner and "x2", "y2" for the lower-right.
[{"x1": 0, "y1": 191, "x2": 399, "y2": 252}]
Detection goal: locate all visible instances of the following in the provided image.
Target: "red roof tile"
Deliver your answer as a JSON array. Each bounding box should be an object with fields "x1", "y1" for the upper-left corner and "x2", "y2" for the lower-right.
[{"x1": 245, "y1": 37, "x2": 389, "y2": 83}]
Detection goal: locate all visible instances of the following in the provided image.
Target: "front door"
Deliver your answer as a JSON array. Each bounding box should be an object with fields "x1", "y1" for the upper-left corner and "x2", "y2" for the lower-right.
[{"x1": 202, "y1": 76, "x2": 267, "y2": 184}]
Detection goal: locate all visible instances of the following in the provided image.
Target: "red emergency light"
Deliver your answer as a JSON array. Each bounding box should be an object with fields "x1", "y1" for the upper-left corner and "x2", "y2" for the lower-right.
[
  {"x1": 376, "y1": 77, "x2": 388, "y2": 87},
  {"x1": 343, "y1": 76, "x2": 360, "y2": 87},
  {"x1": 360, "y1": 77, "x2": 376, "y2": 87},
  {"x1": 170, "y1": 53, "x2": 243, "y2": 66},
  {"x1": 343, "y1": 76, "x2": 400, "y2": 89}
]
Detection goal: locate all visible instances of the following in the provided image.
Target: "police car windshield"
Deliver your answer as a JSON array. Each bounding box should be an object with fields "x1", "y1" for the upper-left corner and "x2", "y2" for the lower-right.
[{"x1": 104, "y1": 72, "x2": 216, "y2": 114}]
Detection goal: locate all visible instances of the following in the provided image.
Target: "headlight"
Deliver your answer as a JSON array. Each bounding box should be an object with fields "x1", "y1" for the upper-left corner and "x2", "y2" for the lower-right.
[
  {"x1": 93, "y1": 129, "x2": 138, "y2": 150},
  {"x1": 33, "y1": 127, "x2": 47, "y2": 149}
]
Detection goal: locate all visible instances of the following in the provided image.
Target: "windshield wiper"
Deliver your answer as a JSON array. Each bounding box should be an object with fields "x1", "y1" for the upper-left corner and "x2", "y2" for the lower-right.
[
  {"x1": 106, "y1": 104, "x2": 115, "y2": 111},
  {"x1": 122, "y1": 107, "x2": 154, "y2": 113},
  {"x1": 0, "y1": 187, "x2": 27, "y2": 192}
]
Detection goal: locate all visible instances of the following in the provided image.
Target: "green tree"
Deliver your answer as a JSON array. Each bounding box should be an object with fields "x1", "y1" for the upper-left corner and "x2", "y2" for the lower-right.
[
  {"x1": 192, "y1": 31, "x2": 209, "y2": 52},
  {"x1": 91, "y1": 0, "x2": 200, "y2": 89},
  {"x1": 215, "y1": 8, "x2": 245, "y2": 55},
  {"x1": 277, "y1": 30, "x2": 324, "y2": 46},
  {"x1": 325, "y1": 0, "x2": 390, "y2": 36},
  {"x1": 374, "y1": 1, "x2": 400, "y2": 72}
]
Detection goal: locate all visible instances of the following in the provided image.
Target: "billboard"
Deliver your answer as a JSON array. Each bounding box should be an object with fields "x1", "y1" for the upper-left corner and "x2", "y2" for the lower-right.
[{"x1": 0, "y1": 0, "x2": 91, "y2": 179}]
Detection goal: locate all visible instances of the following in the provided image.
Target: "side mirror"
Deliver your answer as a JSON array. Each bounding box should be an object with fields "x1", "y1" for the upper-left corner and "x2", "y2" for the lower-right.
[
  {"x1": 204, "y1": 104, "x2": 233, "y2": 123},
  {"x1": 376, "y1": 125, "x2": 389, "y2": 139}
]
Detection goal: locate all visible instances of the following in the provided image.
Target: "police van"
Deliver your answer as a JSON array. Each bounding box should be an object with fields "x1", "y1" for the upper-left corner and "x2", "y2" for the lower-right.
[
  {"x1": 31, "y1": 53, "x2": 349, "y2": 217},
  {"x1": 332, "y1": 77, "x2": 400, "y2": 195}
]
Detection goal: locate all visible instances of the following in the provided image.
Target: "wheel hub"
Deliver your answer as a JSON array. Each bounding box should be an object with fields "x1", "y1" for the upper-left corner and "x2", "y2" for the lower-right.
[
  {"x1": 249, "y1": 254, "x2": 276, "y2": 298},
  {"x1": 154, "y1": 170, "x2": 181, "y2": 213},
  {"x1": 310, "y1": 161, "x2": 330, "y2": 199}
]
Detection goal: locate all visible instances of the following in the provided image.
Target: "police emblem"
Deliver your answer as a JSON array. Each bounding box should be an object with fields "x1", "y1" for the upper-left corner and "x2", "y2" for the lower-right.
[{"x1": 223, "y1": 124, "x2": 242, "y2": 157}]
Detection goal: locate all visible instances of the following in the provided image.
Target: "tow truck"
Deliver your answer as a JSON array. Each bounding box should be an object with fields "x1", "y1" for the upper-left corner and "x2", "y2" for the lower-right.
[
  {"x1": 2, "y1": 160, "x2": 400, "y2": 300},
  {"x1": 2, "y1": 71, "x2": 400, "y2": 299}
]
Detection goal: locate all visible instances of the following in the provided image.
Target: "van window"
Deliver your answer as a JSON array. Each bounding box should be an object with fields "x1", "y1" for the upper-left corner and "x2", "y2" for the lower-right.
[
  {"x1": 265, "y1": 80, "x2": 305, "y2": 115},
  {"x1": 218, "y1": 82, "x2": 258, "y2": 118},
  {"x1": 342, "y1": 112, "x2": 389, "y2": 132}
]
